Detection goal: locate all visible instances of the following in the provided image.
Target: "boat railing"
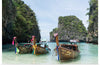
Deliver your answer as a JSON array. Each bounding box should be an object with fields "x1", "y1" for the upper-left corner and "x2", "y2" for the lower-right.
[
  {"x1": 60, "y1": 47, "x2": 73, "y2": 51},
  {"x1": 60, "y1": 44, "x2": 78, "y2": 51}
]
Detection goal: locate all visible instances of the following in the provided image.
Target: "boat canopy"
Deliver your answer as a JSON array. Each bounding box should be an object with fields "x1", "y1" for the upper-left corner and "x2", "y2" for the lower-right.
[
  {"x1": 41, "y1": 39, "x2": 47, "y2": 42},
  {"x1": 70, "y1": 40, "x2": 77, "y2": 42}
]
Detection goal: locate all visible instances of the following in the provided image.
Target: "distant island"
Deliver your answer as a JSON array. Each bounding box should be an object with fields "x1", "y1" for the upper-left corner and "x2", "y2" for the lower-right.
[{"x1": 50, "y1": 16, "x2": 87, "y2": 42}]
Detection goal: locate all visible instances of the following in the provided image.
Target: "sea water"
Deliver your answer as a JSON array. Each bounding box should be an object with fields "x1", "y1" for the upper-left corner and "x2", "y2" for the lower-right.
[{"x1": 2, "y1": 42, "x2": 98, "y2": 64}]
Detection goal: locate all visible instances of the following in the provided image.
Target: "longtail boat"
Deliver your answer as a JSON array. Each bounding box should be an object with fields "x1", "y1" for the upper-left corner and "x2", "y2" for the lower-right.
[
  {"x1": 12, "y1": 37, "x2": 33, "y2": 54},
  {"x1": 54, "y1": 33, "x2": 80, "y2": 60},
  {"x1": 32, "y1": 36, "x2": 50, "y2": 55},
  {"x1": 17, "y1": 44, "x2": 33, "y2": 54}
]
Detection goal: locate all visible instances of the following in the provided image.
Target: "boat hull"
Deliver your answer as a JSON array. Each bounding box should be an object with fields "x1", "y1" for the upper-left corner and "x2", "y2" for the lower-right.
[
  {"x1": 59, "y1": 47, "x2": 79, "y2": 60},
  {"x1": 54, "y1": 47, "x2": 80, "y2": 60},
  {"x1": 17, "y1": 46, "x2": 33, "y2": 54},
  {"x1": 35, "y1": 47, "x2": 49, "y2": 54},
  {"x1": 17, "y1": 44, "x2": 50, "y2": 54}
]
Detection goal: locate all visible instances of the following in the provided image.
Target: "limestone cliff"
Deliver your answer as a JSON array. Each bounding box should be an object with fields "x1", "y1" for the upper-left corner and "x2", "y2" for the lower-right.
[
  {"x1": 2, "y1": 0, "x2": 41, "y2": 44},
  {"x1": 86, "y1": 0, "x2": 98, "y2": 44},
  {"x1": 50, "y1": 16, "x2": 87, "y2": 42}
]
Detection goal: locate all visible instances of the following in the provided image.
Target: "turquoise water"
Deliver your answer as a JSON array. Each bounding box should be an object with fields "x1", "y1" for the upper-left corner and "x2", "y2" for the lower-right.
[{"x1": 2, "y1": 42, "x2": 98, "y2": 64}]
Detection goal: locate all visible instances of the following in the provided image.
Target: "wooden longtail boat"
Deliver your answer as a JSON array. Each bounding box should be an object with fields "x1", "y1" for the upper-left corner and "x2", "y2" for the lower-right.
[
  {"x1": 18, "y1": 44, "x2": 33, "y2": 54},
  {"x1": 35, "y1": 46, "x2": 49, "y2": 54},
  {"x1": 32, "y1": 36, "x2": 50, "y2": 55},
  {"x1": 12, "y1": 37, "x2": 33, "y2": 54},
  {"x1": 55, "y1": 44, "x2": 80, "y2": 60},
  {"x1": 54, "y1": 33, "x2": 80, "y2": 60}
]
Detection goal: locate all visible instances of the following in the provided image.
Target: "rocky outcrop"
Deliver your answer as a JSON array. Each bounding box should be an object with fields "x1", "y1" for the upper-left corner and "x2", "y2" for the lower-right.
[
  {"x1": 50, "y1": 28, "x2": 58, "y2": 42},
  {"x1": 50, "y1": 16, "x2": 87, "y2": 42},
  {"x1": 2, "y1": 0, "x2": 41, "y2": 44},
  {"x1": 86, "y1": 0, "x2": 98, "y2": 44}
]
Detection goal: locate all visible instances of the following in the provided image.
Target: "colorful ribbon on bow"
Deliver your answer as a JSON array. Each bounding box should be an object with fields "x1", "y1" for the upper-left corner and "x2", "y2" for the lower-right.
[
  {"x1": 31, "y1": 36, "x2": 35, "y2": 42},
  {"x1": 12, "y1": 37, "x2": 16, "y2": 45},
  {"x1": 33, "y1": 44, "x2": 37, "y2": 54},
  {"x1": 56, "y1": 46, "x2": 59, "y2": 61},
  {"x1": 31, "y1": 35, "x2": 37, "y2": 55}
]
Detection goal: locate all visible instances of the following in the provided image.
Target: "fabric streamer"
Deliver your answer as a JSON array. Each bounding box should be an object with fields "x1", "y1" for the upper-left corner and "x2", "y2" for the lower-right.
[
  {"x1": 12, "y1": 40, "x2": 14, "y2": 45},
  {"x1": 15, "y1": 47, "x2": 19, "y2": 54},
  {"x1": 15, "y1": 48, "x2": 16, "y2": 53},
  {"x1": 31, "y1": 38, "x2": 33, "y2": 42},
  {"x1": 56, "y1": 46, "x2": 59, "y2": 61},
  {"x1": 32, "y1": 49, "x2": 34, "y2": 55},
  {"x1": 31, "y1": 35, "x2": 36, "y2": 54},
  {"x1": 17, "y1": 47, "x2": 19, "y2": 53},
  {"x1": 54, "y1": 33, "x2": 58, "y2": 37},
  {"x1": 31, "y1": 36, "x2": 35, "y2": 42},
  {"x1": 33, "y1": 44, "x2": 37, "y2": 54},
  {"x1": 12, "y1": 37, "x2": 16, "y2": 45}
]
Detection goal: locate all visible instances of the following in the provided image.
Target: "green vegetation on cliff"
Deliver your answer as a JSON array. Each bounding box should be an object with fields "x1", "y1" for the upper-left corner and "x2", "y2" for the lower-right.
[
  {"x1": 87, "y1": 0, "x2": 98, "y2": 43},
  {"x1": 50, "y1": 28, "x2": 58, "y2": 41},
  {"x1": 2, "y1": 0, "x2": 41, "y2": 44},
  {"x1": 50, "y1": 16, "x2": 87, "y2": 42}
]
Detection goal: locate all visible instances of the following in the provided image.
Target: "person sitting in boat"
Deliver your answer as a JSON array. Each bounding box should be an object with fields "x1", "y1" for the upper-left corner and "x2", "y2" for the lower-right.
[
  {"x1": 37, "y1": 44, "x2": 41, "y2": 47},
  {"x1": 44, "y1": 44, "x2": 51, "y2": 51},
  {"x1": 44, "y1": 44, "x2": 47, "y2": 48}
]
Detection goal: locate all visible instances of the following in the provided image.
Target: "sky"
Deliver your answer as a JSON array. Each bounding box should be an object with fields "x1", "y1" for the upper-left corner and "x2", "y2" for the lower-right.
[{"x1": 22, "y1": 0, "x2": 90, "y2": 41}]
